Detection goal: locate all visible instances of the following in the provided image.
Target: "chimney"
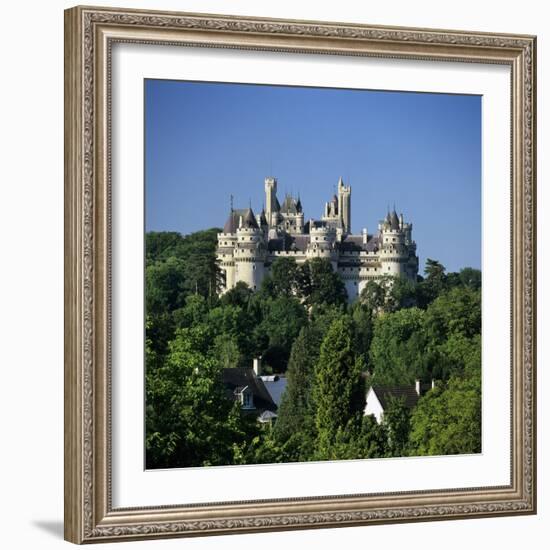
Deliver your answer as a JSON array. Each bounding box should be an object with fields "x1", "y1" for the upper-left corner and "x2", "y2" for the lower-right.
[
  {"x1": 415, "y1": 379, "x2": 421, "y2": 395},
  {"x1": 362, "y1": 227, "x2": 368, "y2": 245},
  {"x1": 253, "y1": 357, "x2": 262, "y2": 377}
]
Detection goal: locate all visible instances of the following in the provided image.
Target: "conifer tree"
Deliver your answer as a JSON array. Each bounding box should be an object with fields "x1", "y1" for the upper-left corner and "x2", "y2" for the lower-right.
[
  {"x1": 312, "y1": 316, "x2": 365, "y2": 459},
  {"x1": 273, "y1": 327, "x2": 318, "y2": 446}
]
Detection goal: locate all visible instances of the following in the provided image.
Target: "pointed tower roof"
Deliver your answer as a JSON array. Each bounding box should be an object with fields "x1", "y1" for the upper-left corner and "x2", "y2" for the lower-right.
[
  {"x1": 259, "y1": 208, "x2": 268, "y2": 227},
  {"x1": 223, "y1": 210, "x2": 237, "y2": 233},
  {"x1": 242, "y1": 207, "x2": 259, "y2": 229},
  {"x1": 281, "y1": 194, "x2": 299, "y2": 214},
  {"x1": 390, "y1": 209, "x2": 400, "y2": 230}
]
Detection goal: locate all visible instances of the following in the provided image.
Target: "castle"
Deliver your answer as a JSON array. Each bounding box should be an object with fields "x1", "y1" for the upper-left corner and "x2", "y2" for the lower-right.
[{"x1": 216, "y1": 177, "x2": 418, "y2": 301}]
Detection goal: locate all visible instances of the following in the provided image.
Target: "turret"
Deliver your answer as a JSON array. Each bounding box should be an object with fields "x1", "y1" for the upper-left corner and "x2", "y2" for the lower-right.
[
  {"x1": 379, "y1": 209, "x2": 408, "y2": 278},
  {"x1": 234, "y1": 207, "x2": 266, "y2": 291},
  {"x1": 264, "y1": 177, "x2": 278, "y2": 228},
  {"x1": 337, "y1": 177, "x2": 351, "y2": 234}
]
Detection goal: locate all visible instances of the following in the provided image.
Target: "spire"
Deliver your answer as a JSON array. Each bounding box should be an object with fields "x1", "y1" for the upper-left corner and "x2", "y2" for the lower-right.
[{"x1": 230, "y1": 194, "x2": 234, "y2": 211}]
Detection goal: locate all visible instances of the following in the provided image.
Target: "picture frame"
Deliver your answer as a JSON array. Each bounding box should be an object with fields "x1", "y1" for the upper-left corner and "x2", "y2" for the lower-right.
[{"x1": 64, "y1": 5, "x2": 537, "y2": 544}]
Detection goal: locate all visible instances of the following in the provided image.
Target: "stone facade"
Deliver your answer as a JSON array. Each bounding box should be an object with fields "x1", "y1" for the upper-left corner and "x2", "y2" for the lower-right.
[{"x1": 217, "y1": 177, "x2": 418, "y2": 301}]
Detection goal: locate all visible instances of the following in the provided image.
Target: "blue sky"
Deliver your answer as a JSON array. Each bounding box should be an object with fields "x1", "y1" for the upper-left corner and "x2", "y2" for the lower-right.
[{"x1": 145, "y1": 79, "x2": 481, "y2": 273}]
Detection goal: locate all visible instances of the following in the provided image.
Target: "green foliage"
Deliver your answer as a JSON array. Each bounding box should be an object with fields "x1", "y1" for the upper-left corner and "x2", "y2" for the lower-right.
[
  {"x1": 423, "y1": 286, "x2": 481, "y2": 341},
  {"x1": 328, "y1": 415, "x2": 387, "y2": 460},
  {"x1": 409, "y1": 368, "x2": 481, "y2": 455},
  {"x1": 298, "y1": 258, "x2": 348, "y2": 307},
  {"x1": 359, "y1": 280, "x2": 386, "y2": 312},
  {"x1": 144, "y1": 231, "x2": 482, "y2": 468},
  {"x1": 369, "y1": 307, "x2": 427, "y2": 384},
  {"x1": 312, "y1": 317, "x2": 365, "y2": 458},
  {"x1": 146, "y1": 229, "x2": 222, "y2": 298},
  {"x1": 219, "y1": 281, "x2": 253, "y2": 308},
  {"x1": 273, "y1": 327, "x2": 319, "y2": 447},
  {"x1": 145, "y1": 325, "x2": 258, "y2": 468},
  {"x1": 254, "y1": 295, "x2": 307, "y2": 372},
  {"x1": 383, "y1": 396, "x2": 412, "y2": 457},
  {"x1": 269, "y1": 257, "x2": 301, "y2": 297}
]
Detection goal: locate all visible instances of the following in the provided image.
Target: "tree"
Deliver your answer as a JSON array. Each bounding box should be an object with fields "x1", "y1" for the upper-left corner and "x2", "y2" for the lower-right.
[
  {"x1": 269, "y1": 257, "x2": 301, "y2": 297},
  {"x1": 383, "y1": 396, "x2": 412, "y2": 457},
  {"x1": 409, "y1": 368, "x2": 481, "y2": 456},
  {"x1": 273, "y1": 326, "x2": 320, "y2": 454},
  {"x1": 312, "y1": 316, "x2": 365, "y2": 458},
  {"x1": 416, "y1": 258, "x2": 447, "y2": 307},
  {"x1": 298, "y1": 258, "x2": 348, "y2": 307},
  {"x1": 387, "y1": 276, "x2": 418, "y2": 311},
  {"x1": 423, "y1": 286, "x2": 481, "y2": 342},
  {"x1": 359, "y1": 280, "x2": 386, "y2": 312},
  {"x1": 369, "y1": 307, "x2": 427, "y2": 384},
  {"x1": 329, "y1": 415, "x2": 387, "y2": 460},
  {"x1": 172, "y1": 293, "x2": 208, "y2": 329},
  {"x1": 458, "y1": 267, "x2": 482, "y2": 290},
  {"x1": 220, "y1": 281, "x2": 253, "y2": 308},
  {"x1": 350, "y1": 302, "x2": 374, "y2": 359},
  {"x1": 146, "y1": 257, "x2": 187, "y2": 316},
  {"x1": 145, "y1": 325, "x2": 256, "y2": 468},
  {"x1": 145, "y1": 231, "x2": 184, "y2": 266}
]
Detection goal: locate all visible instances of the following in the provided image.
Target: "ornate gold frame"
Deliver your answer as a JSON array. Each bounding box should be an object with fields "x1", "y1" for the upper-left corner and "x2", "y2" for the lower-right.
[{"x1": 64, "y1": 5, "x2": 537, "y2": 544}]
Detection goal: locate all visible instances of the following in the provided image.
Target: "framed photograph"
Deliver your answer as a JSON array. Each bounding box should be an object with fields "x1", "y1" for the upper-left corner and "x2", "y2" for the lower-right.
[{"x1": 64, "y1": 5, "x2": 537, "y2": 544}]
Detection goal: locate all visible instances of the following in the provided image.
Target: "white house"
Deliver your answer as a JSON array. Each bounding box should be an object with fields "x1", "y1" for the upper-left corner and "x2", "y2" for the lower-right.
[{"x1": 364, "y1": 380, "x2": 434, "y2": 423}]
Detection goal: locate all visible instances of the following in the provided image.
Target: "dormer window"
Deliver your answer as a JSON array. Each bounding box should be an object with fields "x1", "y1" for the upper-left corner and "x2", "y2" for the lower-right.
[
  {"x1": 241, "y1": 391, "x2": 254, "y2": 409},
  {"x1": 241, "y1": 389, "x2": 254, "y2": 409}
]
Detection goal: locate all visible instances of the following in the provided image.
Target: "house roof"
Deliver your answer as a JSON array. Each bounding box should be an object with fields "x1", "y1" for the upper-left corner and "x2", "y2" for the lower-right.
[
  {"x1": 259, "y1": 375, "x2": 288, "y2": 407},
  {"x1": 258, "y1": 410, "x2": 278, "y2": 422},
  {"x1": 221, "y1": 368, "x2": 277, "y2": 412},
  {"x1": 371, "y1": 385, "x2": 420, "y2": 410}
]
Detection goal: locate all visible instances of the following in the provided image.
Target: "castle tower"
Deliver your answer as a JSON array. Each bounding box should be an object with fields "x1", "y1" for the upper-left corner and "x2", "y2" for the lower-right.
[
  {"x1": 264, "y1": 177, "x2": 278, "y2": 228},
  {"x1": 234, "y1": 207, "x2": 266, "y2": 291},
  {"x1": 379, "y1": 209, "x2": 408, "y2": 278},
  {"x1": 337, "y1": 177, "x2": 351, "y2": 234}
]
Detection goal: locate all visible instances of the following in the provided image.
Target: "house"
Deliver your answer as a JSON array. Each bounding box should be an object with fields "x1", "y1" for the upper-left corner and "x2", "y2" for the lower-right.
[
  {"x1": 364, "y1": 379, "x2": 434, "y2": 423},
  {"x1": 221, "y1": 358, "x2": 287, "y2": 425}
]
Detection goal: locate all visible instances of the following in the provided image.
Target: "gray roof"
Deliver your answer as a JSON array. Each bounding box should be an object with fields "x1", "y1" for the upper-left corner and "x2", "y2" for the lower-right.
[
  {"x1": 281, "y1": 194, "x2": 299, "y2": 214},
  {"x1": 390, "y1": 210, "x2": 400, "y2": 230},
  {"x1": 259, "y1": 375, "x2": 288, "y2": 407},
  {"x1": 243, "y1": 208, "x2": 259, "y2": 229},
  {"x1": 267, "y1": 238, "x2": 284, "y2": 252},
  {"x1": 289, "y1": 235, "x2": 310, "y2": 252},
  {"x1": 258, "y1": 410, "x2": 278, "y2": 422},
  {"x1": 223, "y1": 208, "x2": 259, "y2": 233},
  {"x1": 337, "y1": 233, "x2": 380, "y2": 252}
]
